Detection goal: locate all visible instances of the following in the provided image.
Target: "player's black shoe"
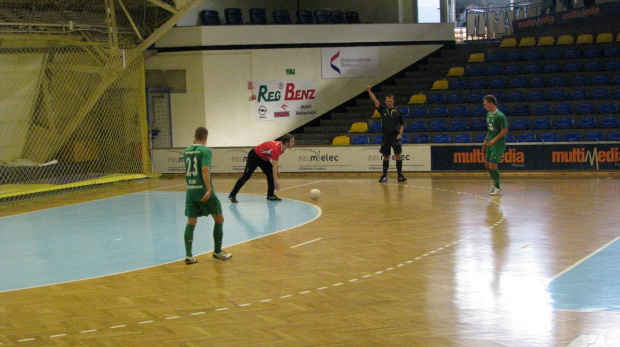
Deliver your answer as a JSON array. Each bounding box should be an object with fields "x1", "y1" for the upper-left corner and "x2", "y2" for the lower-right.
[
  {"x1": 398, "y1": 176, "x2": 407, "y2": 182},
  {"x1": 378, "y1": 175, "x2": 387, "y2": 183},
  {"x1": 267, "y1": 195, "x2": 282, "y2": 201},
  {"x1": 185, "y1": 257, "x2": 197, "y2": 265},
  {"x1": 228, "y1": 195, "x2": 238, "y2": 203}
]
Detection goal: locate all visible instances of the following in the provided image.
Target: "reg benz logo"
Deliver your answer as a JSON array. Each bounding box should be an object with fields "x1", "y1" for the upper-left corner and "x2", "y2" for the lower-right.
[{"x1": 258, "y1": 106, "x2": 267, "y2": 115}]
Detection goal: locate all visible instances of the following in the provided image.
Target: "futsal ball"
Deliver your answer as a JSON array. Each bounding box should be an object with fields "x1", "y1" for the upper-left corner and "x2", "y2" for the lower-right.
[{"x1": 309, "y1": 188, "x2": 321, "y2": 200}]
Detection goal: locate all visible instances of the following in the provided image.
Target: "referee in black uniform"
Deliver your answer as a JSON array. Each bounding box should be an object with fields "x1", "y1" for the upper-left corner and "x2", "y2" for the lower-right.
[{"x1": 366, "y1": 85, "x2": 407, "y2": 182}]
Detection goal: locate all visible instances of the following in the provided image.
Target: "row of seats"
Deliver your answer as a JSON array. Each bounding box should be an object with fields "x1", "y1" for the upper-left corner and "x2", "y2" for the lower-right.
[
  {"x1": 402, "y1": 102, "x2": 618, "y2": 118},
  {"x1": 334, "y1": 131, "x2": 620, "y2": 145},
  {"x1": 454, "y1": 61, "x2": 620, "y2": 78},
  {"x1": 467, "y1": 47, "x2": 620, "y2": 64},
  {"x1": 441, "y1": 74, "x2": 620, "y2": 90},
  {"x1": 200, "y1": 9, "x2": 360, "y2": 25},
  {"x1": 499, "y1": 33, "x2": 620, "y2": 48}
]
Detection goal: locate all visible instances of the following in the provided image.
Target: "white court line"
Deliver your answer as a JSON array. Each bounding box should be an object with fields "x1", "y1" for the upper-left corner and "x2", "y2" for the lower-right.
[
  {"x1": 291, "y1": 238, "x2": 322, "y2": 249},
  {"x1": 279, "y1": 180, "x2": 323, "y2": 191}
]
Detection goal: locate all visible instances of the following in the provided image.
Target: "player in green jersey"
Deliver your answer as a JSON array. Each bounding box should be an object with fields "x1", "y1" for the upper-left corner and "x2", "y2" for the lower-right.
[
  {"x1": 183, "y1": 127, "x2": 232, "y2": 264},
  {"x1": 482, "y1": 95, "x2": 509, "y2": 195}
]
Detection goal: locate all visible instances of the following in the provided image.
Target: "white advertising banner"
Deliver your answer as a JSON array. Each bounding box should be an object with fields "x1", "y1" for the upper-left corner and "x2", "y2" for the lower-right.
[
  {"x1": 255, "y1": 80, "x2": 317, "y2": 121},
  {"x1": 153, "y1": 146, "x2": 431, "y2": 174},
  {"x1": 321, "y1": 47, "x2": 379, "y2": 79}
]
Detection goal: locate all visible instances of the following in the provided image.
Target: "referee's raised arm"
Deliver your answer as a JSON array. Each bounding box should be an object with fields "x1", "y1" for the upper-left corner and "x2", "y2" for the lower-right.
[{"x1": 366, "y1": 85, "x2": 380, "y2": 108}]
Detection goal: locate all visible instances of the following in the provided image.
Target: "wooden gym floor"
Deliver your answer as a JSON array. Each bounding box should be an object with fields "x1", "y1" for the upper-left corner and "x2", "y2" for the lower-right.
[{"x1": 0, "y1": 172, "x2": 619, "y2": 346}]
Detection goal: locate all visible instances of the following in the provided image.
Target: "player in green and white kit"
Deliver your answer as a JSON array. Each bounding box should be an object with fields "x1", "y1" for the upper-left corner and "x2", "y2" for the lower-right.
[
  {"x1": 482, "y1": 95, "x2": 509, "y2": 195},
  {"x1": 183, "y1": 127, "x2": 232, "y2": 264}
]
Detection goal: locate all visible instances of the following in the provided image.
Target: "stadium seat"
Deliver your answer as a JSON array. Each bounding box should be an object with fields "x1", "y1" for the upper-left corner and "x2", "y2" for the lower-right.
[
  {"x1": 449, "y1": 80, "x2": 468, "y2": 90},
  {"x1": 466, "y1": 65, "x2": 485, "y2": 76},
  {"x1": 454, "y1": 134, "x2": 473, "y2": 143},
  {"x1": 541, "y1": 132, "x2": 560, "y2": 142},
  {"x1": 533, "y1": 104, "x2": 552, "y2": 116},
  {"x1": 470, "y1": 79, "x2": 487, "y2": 89},
  {"x1": 537, "y1": 35, "x2": 555, "y2": 46},
  {"x1": 224, "y1": 8, "x2": 243, "y2": 24},
  {"x1": 471, "y1": 106, "x2": 487, "y2": 117},
  {"x1": 488, "y1": 78, "x2": 507, "y2": 89},
  {"x1": 475, "y1": 133, "x2": 487, "y2": 143},
  {"x1": 411, "y1": 106, "x2": 429, "y2": 117},
  {"x1": 446, "y1": 93, "x2": 466, "y2": 104},
  {"x1": 469, "y1": 119, "x2": 487, "y2": 131},
  {"x1": 330, "y1": 10, "x2": 346, "y2": 24},
  {"x1": 595, "y1": 33, "x2": 613, "y2": 44},
  {"x1": 576, "y1": 103, "x2": 595, "y2": 114},
  {"x1": 498, "y1": 105, "x2": 509, "y2": 116},
  {"x1": 314, "y1": 9, "x2": 331, "y2": 24},
  {"x1": 249, "y1": 8, "x2": 268, "y2": 24},
  {"x1": 467, "y1": 92, "x2": 484, "y2": 103},
  {"x1": 614, "y1": 88, "x2": 620, "y2": 99},
  {"x1": 570, "y1": 89, "x2": 588, "y2": 100},
  {"x1": 372, "y1": 109, "x2": 380, "y2": 118},
  {"x1": 548, "y1": 90, "x2": 567, "y2": 101},
  {"x1": 505, "y1": 51, "x2": 523, "y2": 61},
  {"x1": 555, "y1": 117, "x2": 575, "y2": 129},
  {"x1": 570, "y1": 75, "x2": 588, "y2": 86},
  {"x1": 349, "y1": 122, "x2": 368, "y2": 132},
  {"x1": 451, "y1": 106, "x2": 469, "y2": 117},
  {"x1": 486, "y1": 52, "x2": 505, "y2": 62},
  {"x1": 507, "y1": 91, "x2": 525, "y2": 102},
  {"x1": 576, "y1": 117, "x2": 596, "y2": 128},
  {"x1": 372, "y1": 135, "x2": 382, "y2": 144},
  {"x1": 485, "y1": 65, "x2": 503, "y2": 75},
  {"x1": 509, "y1": 77, "x2": 526, "y2": 88},
  {"x1": 296, "y1": 10, "x2": 314, "y2": 24},
  {"x1": 344, "y1": 11, "x2": 361, "y2": 23},
  {"x1": 542, "y1": 49, "x2": 560, "y2": 60},
  {"x1": 590, "y1": 75, "x2": 609, "y2": 86},
  {"x1": 504, "y1": 65, "x2": 522, "y2": 74},
  {"x1": 518, "y1": 133, "x2": 539, "y2": 142},
  {"x1": 524, "y1": 63, "x2": 543, "y2": 74},
  {"x1": 500, "y1": 37, "x2": 517, "y2": 48},
  {"x1": 550, "y1": 76, "x2": 568, "y2": 87},
  {"x1": 544, "y1": 62, "x2": 562, "y2": 73},
  {"x1": 584, "y1": 61, "x2": 602, "y2": 72},
  {"x1": 412, "y1": 134, "x2": 430, "y2": 143},
  {"x1": 448, "y1": 120, "x2": 468, "y2": 131},
  {"x1": 604, "y1": 47, "x2": 620, "y2": 58},
  {"x1": 505, "y1": 133, "x2": 517, "y2": 143},
  {"x1": 519, "y1": 37, "x2": 536, "y2": 47},
  {"x1": 492, "y1": 92, "x2": 506, "y2": 103},
  {"x1": 613, "y1": 75, "x2": 620, "y2": 85},
  {"x1": 431, "y1": 106, "x2": 450, "y2": 117},
  {"x1": 433, "y1": 134, "x2": 451, "y2": 143},
  {"x1": 408, "y1": 94, "x2": 426, "y2": 104},
  {"x1": 563, "y1": 48, "x2": 581, "y2": 59},
  {"x1": 563, "y1": 62, "x2": 582, "y2": 72},
  {"x1": 599, "y1": 116, "x2": 619, "y2": 128},
  {"x1": 512, "y1": 104, "x2": 530, "y2": 116},
  {"x1": 273, "y1": 10, "x2": 292, "y2": 24},
  {"x1": 447, "y1": 67, "x2": 465, "y2": 76},
  {"x1": 468, "y1": 53, "x2": 485, "y2": 63},
  {"x1": 398, "y1": 107, "x2": 410, "y2": 118},
  {"x1": 511, "y1": 118, "x2": 530, "y2": 130},
  {"x1": 528, "y1": 90, "x2": 546, "y2": 102},
  {"x1": 608, "y1": 131, "x2": 620, "y2": 141},
  {"x1": 429, "y1": 121, "x2": 447, "y2": 132},
  {"x1": 529, "y1": 77, "x2": 547, "y2": 88},
  {"x1": 554, "y1": 104, "x2": 573, "y2": 115},
  {"x1": 532, "y1": 117, "x2": 552, "y2": 129},
  {"x1": 583, "y1": 48, "x2": 601, "y2": 59},
  {"x1": 427, "y1": 93, "x2": 445, "y2": 104},
  {"x1": 564, "y1": 132, "x2": 581, "y2": 141},
  {"x1": 557, "y1": 34, "x2": 574, "y2": 45},
  {"x1": 605, "y1": 61, "x2": 620, "y2": 71},
  {"x1": 408, "y1": 121, "x2": 427, "y2": 132},
  {"x1": 598, "y1": 102, "x2": 618, "y2": 114},
  {"x1": 585, "y1": 131, "x2": 604, "y2": 141},
  {"x1": 591, "y1": 88, "x2": 610, "y2": 99},
  {"x1": 576, "y1": 34, "x2": 594, "y2": 45},
  {"x1": 401, "y1": 134, "x2": 410, "y2": 144},
  {"x1": 200, "y1": 10, "x2": 221, "y2": 25},
  {"x1": 369, "y1": 121, "x2": 382, "y2": 132},
  {"x1": 524, "y1": 49, "x2": 541, "y2": 61},
  {"x1": 332, "y1": 136, "x2": 350, "y2": 145},
  {"x1": 351, "y1": 135, "x2": 370, "y2": 144}
]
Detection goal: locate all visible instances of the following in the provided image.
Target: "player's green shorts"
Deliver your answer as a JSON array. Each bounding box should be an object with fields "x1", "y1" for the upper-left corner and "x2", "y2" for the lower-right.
[
  {"x1": 485, "y1": 145, "x2": 506, "y2": 164},
  {"x1": 185, "y1": 189, "x2": 222, "y2": 218}
]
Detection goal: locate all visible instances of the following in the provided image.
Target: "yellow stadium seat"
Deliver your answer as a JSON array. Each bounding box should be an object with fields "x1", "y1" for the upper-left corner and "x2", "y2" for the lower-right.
[
  {"x1": 331, "y1": 135, "x2": 350, "y2": 146},
  {"x1": 557, "y1": 34, "x2": 574, "y2": 45},
  {"x1": 447, "y1": 67, "x2": 464, "y2": 76},
  {"x1": 616, "y1": 33, "x2": 620, "y2": 43},
  {"x1": 518, "y1": 37, "x2": 536, "y2": 47},
  {"x1": 537, "y1": 35, "x2": 555, "y2": 46},
  {"x1": 467, "y1": 53, "x2": 485, "y2": 63},
  {"x1": 372, "y1": 109, "x2": 381, "y2": 118},
  {"x1": 576, "y1": 34, "x2": 593, "y2": 45},
  {"x1": 408, "y1": 94, "x2": 426, "y2": 104},
  {"x1": 499, "y1": 37, "x2": 517, "y2": 48},
  {"x1": 595, "y1": 33, "x2": 613, "y2": 44},
  {"x1": 348, "y1": 122, "x2": 368, "y2": 133},
  {"x1": 430, "y1": 80, "x2": 448, "y2": 90}
]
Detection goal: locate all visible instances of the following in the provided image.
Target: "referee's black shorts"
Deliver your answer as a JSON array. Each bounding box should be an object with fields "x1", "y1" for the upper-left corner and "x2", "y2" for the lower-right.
[{"x1": 379, "y1": 134, "x2": 402, "y2": 156}]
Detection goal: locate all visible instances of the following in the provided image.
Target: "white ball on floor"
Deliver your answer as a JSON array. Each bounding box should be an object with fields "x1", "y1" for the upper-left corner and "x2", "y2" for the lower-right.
[{"x1": 309, "y1": 188, "x2": 321, "y2": 200}]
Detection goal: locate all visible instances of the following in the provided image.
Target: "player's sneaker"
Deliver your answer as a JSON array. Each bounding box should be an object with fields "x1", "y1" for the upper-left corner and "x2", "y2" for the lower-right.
[
  {"x1": 490, "y1": 187, "x2": 502, "y2": 195},
  {"x1": 185, "y1": 256, "x2": 197, "y2": 265},
  {"x1": 398, "y1": 176, "x2": 407, "y2": 182},
  {"x1": 378, "y1": 175, "x2": 387, "y2": 183},
  {"x1": 213, "y1": 251, "x2": 232, "y2": 260},
  {"x1": 228, "y1": 195, "x2": 238, "y2": 203},
  {"x1": 267, "y1": 195, "x2": 281, "y2": 201}
]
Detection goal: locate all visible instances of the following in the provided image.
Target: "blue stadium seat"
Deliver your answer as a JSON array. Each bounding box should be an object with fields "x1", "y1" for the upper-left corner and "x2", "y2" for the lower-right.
[
  {"x1": 591, "y1": 88, "x2": 610, "y2": 99},
  {"x1": 485, "y1": 65, "x2": 503, "y2": 75},
  {"x1": 470, "y1": 106, "x2": 487, "y2": 117},
  {"x1": 351, "y1": 135, "x2": 370, "y2": 144},
  {"x1": 564, "y1": 132, "x2": 581, "y2": 141},
  {"x1": 224, "y1": 8, "x2": 243, "y2": 24},
  {"x1": 344, "y1": 11, "x2": 361, "y2": 23},
  {"x1": 451, "y1": 106, "x2": 469, "y2": 117},
  {"x1": 492, "y1": 92, "x2": 506, "y2": 103},
  {"x1": 542, "y1": 49, "x2": 560, "y2": 60},
  {"x1": 249, "y1": 8, "x2": 268, "y2": 24},
  {"x1": 505, "y1": 65, "x2": 522, "y2": 75},
  {"x1": 467, "y1": 92, "x2": 484, "y2": 103},
  {"x1": 584, "y1": 61, "x2": 602, "y2": 72},
  {"x1": 550, "y1": 76, "x2": 568, "y2": 87},
  {"x1": 411, "y1": 106, "x2": 429, "y2": 118},
  {"x1": 427, "y1": 93, "x2": 445, "y2": 104},
  {"x1": 313, "y1": 9, "x2": 331, "y2": 24},
  {"x1": 598, "y1": 102, "x2": 618, "y2": 114},
  {"x1": 529, "y1": 77, "x2": 547, "y2": 88},
  {"x1": 511, "y1": 118, "x2": 530, "y2": 130},
  {"x1": 466, "y1": 65, "x2": 484, "y2": 76},
  {"x1": 524, "y1": 63, "x2": 543, "y2": 74},
  {"x1": 533, "y1": 104, "x2": 552, "y2": 116},
  {"x1": 498, "y1": 104, "x2": 509, "y2": 116},
  {"x1": 446, "y1": 93, "x2": 466, "y2": 104},
  {"x1": 486, "y1": 52, "x2": 504, "y2": 62},
  {"x1": 505, "y1": 133, "x2": 517, "y2": 143},
  {"x1": 608, "y1": 131, "x2": 620, "y2": 141},
  {"x1": 408, "y1": 121, "x2": 426, "y2": 132},
  {"x1": 563, "y1": 62, "x2": 582, "y2": 72},
  {"x1": 612, "y1": 75, "x2": 620, "y2": 85},
  {"x1": 576, "y1": 103, "x2": 595, "y2": 114},
  {"x1": 469, "y1": 78, "x2": 487, "y2": 89},
  {"x1": 532, "y1": 117, "x2": 552, "y2": 129},
  {"x1": 469, "y1": 119, "x2": 487, "y2": 131},
  {"x1": 554, "y1": 104, "x2": 573, "y2": 115},
  {"x1": 590, "y1": 75, "x2": 609, "y2": 86},
  {"x1": 570, "y1": 75, "x2": 588, "y2": 86},
  {"x1": 488, "y1": 78, "x2": 507, "y2": 88},
  {"x1": 398, "y1": 107, "x2": 410, "y2": 118},
  {"x1": 429, "y1": 121, "x2": 447, "y2": 132},
  {"x1": 603, "y1": 47, "x2": 620, "y2": 57},
  {"x1": 509, "y1": 77, "x2": 527, "y2": 88},
  {"x1": 507, "y1": 91, "x2": 525, "y2": 102},
  {"x1": 562, "y1": 48, "x2": 581, "y2": 59},
  {"x1": 585, "y1": 131, "x2": 604, "y2": 141},
  {"x1": 548, "y1": 90, "x2": 567, "y2": 101},
  {"x1": 431, "y1": 107, "x2": 450, "y2": 117},
  {"x1": 615, "y1": 88, "x2": 620, "y2": 99},
  {"x1": 576, "y1": 117, "x2": 596, "y2": 128},
  {"x1": 570, "y1": 89, "x2": 588, "y2": 100},
  {"x1": 450, "y1": 79, "x2": 468, "y2": 90},
  {"x1": 599, "y1": 116, "x2": 619, "y2": 128},
  {"x1": 330, "y1": 10, "x2": 346, "y2": 24},
  {"x1": 372, "y1": 135, "x2": 382, "y2": 144},
  {"x1": 475, "y1": 133, "x2": 487, "y2": 143},
  {"x1": 512, "y1": 104, "x2": 530, "y2": 116},
  {"x1": 433, "y1": 134, "x2": 451, "y2": 143},
  {"x1": 273, "y1": 10, "x2": 292, "y2": 24},
  {"x1": 369, "y1": 121, "x2": 382, "y2": 132},
  {"x1": 401, "y1": 134, "x2": 410, "y2": 144},
  {"x1": 605, "y1": 61, "x2": 620, "y2": 71},
  {"x1": 555, "y1": 117, "x2": 575, "y2": 129},
  {"x1": 544, "y1": 63, "x2": 562, "y2": 73},
  {"x1": 448, "y1": 120, "x2": 468, "y2": 131},
  {"x1": 518, "y1": 132, "x2": 540, "y2": 142},
  {"x1": 505, "y1": 51, "x2": 523, "y2": 61},
  {"x1": 541, "y1": 132, "x2": 560, "y2": 142},
  {"x1": 200, "y1": 10, "x2": 222, "y2": 25},
  {"x1": 296, "y1": 10, "x2": 314, "y2": 24},
  {"x1": 454, "y1": 134, "x2": 473, "y2": 143},
  {"x1": 583, "y1": 48, "x2": 600, "y2": 58},
  {"x1": 528, "y1": 90, "x2": 546, "y2": 102},
  {"x1": 524, "y1": 49, "x2": 541, "y2": 61},
  {"x1": 412, "y1": 134, "x2": 430, "y2": 143}
]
